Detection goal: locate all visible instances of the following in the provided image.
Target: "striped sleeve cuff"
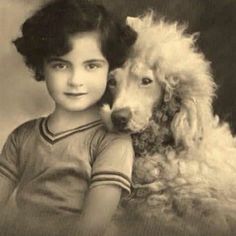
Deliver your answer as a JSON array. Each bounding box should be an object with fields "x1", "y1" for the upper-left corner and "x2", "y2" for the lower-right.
[{"x1": 90, "y1": 171, "x2": 131, "y2": 194}]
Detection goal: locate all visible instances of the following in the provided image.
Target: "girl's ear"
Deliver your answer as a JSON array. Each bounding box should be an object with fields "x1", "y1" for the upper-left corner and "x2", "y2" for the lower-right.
[{"x1": 35, "y1": 66, "x2": 45, "y2": 81}]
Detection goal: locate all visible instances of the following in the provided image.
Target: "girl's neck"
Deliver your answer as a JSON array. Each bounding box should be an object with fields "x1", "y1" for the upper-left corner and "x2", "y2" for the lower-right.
[{"x1": 47, "y1": 104, "x2": 101, "y2": 134}]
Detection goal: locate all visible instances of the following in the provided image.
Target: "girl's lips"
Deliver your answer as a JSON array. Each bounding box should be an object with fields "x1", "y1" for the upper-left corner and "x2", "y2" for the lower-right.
[{"x1": 64, "y1": 92, "x2": 87, "y2": 96}]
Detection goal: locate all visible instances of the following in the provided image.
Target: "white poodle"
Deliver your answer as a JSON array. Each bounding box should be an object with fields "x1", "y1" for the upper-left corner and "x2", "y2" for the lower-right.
[{"x1": 102, "y1": 12, "x2": 236, "y2": 236}]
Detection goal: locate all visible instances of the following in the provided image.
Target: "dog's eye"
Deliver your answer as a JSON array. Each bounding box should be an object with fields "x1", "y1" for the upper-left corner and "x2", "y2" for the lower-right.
[
  {"x1": 108, "y1": 78, "x2": 117, "y2": 88},
  {"x1": 141, "y1": 77, "x2": 153, "y2": 85}
]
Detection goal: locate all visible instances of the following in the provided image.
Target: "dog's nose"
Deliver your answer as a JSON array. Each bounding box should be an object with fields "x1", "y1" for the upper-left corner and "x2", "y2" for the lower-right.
[{"x1": 111, "y1": 108, "x2": 132, "y2": 130}]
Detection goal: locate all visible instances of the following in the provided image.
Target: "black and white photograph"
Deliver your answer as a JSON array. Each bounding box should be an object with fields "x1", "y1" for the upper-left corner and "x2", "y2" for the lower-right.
[{"x1": 0, "y1": 0, "x2": 236, "y2": 235}]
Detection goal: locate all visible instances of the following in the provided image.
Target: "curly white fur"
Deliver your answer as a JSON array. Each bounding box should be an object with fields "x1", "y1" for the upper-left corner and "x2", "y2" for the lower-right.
[{"x1": 102, "y1": 12, "x2": 236, "y2": 236}]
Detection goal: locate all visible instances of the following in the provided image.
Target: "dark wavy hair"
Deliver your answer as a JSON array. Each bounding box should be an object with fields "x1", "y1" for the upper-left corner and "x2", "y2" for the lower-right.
[{"x1": 13, "y1": 0, "x2": 137, "y2": 81}]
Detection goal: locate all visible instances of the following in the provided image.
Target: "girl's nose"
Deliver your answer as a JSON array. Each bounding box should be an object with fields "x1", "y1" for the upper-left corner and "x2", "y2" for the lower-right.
[{"x1": 67, "y1": 71, "x2": 83, "y2": 87}]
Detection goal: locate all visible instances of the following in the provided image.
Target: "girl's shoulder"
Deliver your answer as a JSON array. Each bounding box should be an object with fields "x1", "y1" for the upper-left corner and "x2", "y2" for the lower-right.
[
  {"x1": 13, "y1": 117, "x2": 42, "y2": 133},
  {"x1": 93, "y1": 125, "x2": 132, "y2": 142},
  {"x1": 91, "y1": 125, "x2": 133, "y2": 152},
  {"x1": 2, "y1": 117, "x2": 43, "y2": 151},
  {"x1": 8, "y1": 117, "x2": 43, "y2": 142}
]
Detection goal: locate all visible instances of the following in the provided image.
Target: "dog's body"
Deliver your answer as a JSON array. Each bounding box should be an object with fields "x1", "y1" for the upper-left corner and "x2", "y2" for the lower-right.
[{"x1": 102, "y1": 13, "x2": 236, "y2": 236}]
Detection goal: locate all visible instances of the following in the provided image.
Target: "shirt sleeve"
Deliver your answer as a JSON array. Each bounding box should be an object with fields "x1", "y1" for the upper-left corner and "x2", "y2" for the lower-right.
[
  {"x1": 90, "y1": 133, "x2": 134, "y2": 195},
  {"x1": 0, "y1": 130, "x2": 19, "y2": 184}
]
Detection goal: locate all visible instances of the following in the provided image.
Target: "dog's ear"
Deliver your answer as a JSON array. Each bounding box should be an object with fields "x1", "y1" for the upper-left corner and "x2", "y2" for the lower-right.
[
  {"x1": 99, "y1": 86, "x2": 115, "y2": 131},
  {"x1": 99, "y1": 85, "x2": 113, "y2": 107},
  {"x1": 126, "y1": 17, "x2": 143, "y2": 31},
  {"x1": 154, "y1": 72, "x2": 216, "y2": 149},
  {"x1": 100, "y1": 104, "x2": 114, "y2": 131},
  {"x1": 168, "y1": 74, "x2": 215, "y2": 148},
  {"x1": 170, "y1": 94, "x2": 204, "y2": 148},
  {"x1": 126, "y1": 12, "x2": 154, "y2": 32}
]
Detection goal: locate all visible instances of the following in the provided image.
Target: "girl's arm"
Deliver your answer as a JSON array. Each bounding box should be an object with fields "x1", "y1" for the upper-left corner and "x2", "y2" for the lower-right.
[
  {"x1": 0, "y1": 177, "x2": 16, "y2": 210},
  {"x1": 0, "y1": 126, "x2": 21, "y2": 211},
  {"x1": 77, "y1": 132, "x2": 134, "y2": 235},
  {"x1": 77, "y1": 185, "x2": 121, "y2": 236}
]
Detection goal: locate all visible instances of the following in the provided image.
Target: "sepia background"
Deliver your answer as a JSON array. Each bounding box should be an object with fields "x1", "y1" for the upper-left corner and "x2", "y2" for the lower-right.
[{"x1": 0, "y1": 0, "x2": 236, "y2": 150}]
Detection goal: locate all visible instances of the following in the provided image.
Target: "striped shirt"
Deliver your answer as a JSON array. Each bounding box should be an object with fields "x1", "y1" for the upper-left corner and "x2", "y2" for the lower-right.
[{"x1": 0, "y1": 117, "x2": 134, "y2": 215}]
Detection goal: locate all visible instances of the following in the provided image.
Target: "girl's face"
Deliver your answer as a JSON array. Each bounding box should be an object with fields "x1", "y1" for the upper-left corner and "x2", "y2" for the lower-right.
[{"x1": 43, "y1": 31, "x2": 109, "y2": 112}]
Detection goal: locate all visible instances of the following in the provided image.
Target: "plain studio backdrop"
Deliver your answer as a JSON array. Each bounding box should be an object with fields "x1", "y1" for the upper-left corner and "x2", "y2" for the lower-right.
[{"x1": 0, "y1": 0, "x2": 236, "y2": 150}]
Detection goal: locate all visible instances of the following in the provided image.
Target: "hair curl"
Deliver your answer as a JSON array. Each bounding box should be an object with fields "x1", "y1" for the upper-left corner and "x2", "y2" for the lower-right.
[{"x1": 13, "y1": 0, "x2": 137, "y2": 81}]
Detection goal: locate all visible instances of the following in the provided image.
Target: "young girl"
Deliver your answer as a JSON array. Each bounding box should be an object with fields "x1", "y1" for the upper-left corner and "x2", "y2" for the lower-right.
[{"x1": 0, "y1": 0, "x2": 136, "y2": 235}]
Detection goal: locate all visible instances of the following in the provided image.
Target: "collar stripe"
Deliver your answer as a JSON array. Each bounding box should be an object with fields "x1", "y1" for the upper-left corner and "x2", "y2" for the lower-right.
[
  {"x1": 39, "y1": 118, "x2": 102, "y2": 144},
  {"x1": 45, "y1": 118, "x2": 102, "y2": 137}
]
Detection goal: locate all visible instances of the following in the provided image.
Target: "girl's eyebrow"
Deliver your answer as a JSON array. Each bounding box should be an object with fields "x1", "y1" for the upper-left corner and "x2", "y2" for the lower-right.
[
  {"x1": 46, "y1": 57, "x2": 69, "y2": 63},
  {"x1": 84, "y1": 59, "x2": 107, "y2": 64},
  {"x1": 46, "y1": 58, "x2": 106, "y2": 64}
]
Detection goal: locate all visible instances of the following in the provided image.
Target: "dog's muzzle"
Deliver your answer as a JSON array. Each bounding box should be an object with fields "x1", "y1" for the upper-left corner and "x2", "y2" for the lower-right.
[{"x1": 111, "y1": 108, "x2": 132, "y2": 131}]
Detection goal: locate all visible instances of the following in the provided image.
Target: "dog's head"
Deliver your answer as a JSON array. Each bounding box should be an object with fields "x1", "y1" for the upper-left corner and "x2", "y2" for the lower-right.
[{"x1": 101, "y1": 13, "x2": 216, "y2": 148}]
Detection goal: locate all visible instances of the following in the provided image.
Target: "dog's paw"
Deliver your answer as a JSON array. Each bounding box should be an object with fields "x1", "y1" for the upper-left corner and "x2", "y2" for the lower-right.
[{"x1": 133, "y1": 156, "x2": 163, "y2": 184}]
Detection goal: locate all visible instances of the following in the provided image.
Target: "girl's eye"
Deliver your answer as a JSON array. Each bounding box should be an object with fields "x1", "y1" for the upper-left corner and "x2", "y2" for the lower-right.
[
  {"x1": 51, "y1": 63, "x2": 68, "y2": 70},
  {"x1": 85, "y1": 63, "x2": 100, "y2": 70},
  {"x1": 141, "y1": 77, "x2": 153, "y2": 86}
]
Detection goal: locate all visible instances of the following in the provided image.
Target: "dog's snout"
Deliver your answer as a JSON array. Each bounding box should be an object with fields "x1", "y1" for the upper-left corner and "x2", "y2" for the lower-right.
[{"x1": 111, "y1": 108, "x2": 132, "y2": 130}]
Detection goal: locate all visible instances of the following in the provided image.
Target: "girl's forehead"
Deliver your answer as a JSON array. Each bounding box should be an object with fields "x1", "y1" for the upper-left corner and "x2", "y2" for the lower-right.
[
  {"x1": 61, "y1": 31, "x2": 106, "y2": 61},
  {"x1": 69, "y1": 31, "x2": 101, "y2": 43}
]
